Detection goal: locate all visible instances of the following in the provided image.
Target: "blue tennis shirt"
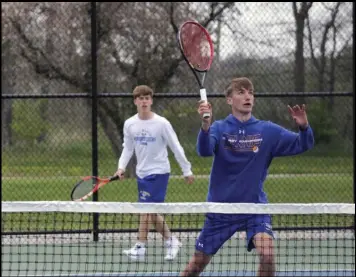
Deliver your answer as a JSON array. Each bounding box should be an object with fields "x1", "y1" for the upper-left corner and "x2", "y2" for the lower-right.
[{"x1": 197, "y1": 114, "x2": 314, "y2": 203}]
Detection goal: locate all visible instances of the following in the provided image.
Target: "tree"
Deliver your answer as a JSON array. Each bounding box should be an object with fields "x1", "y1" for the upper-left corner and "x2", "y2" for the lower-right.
[
  {"x1": 292, "y1": 2, "x2": 313, "y2": 93},
  {"x1": 1, "y1": 40, "x2": 14, "y2": 147},
  {"x1": 3, "y1": 2, "x2": 233, "y2": 176},
  {"x1": 306, "y1": 2, "x2": 352, "y2": 92},
  {"x1": 304, "y1": 3, "x2": 352, "y2": 145}
]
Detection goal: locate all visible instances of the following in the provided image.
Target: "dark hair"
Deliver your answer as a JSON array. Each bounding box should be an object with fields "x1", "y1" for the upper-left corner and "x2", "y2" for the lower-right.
[
  {"x1": 225, "y1": 77, "x2": 254, "y2": 97},
  {"x1": 133, "y1": 85, "x2": 154, "y2": 99}
]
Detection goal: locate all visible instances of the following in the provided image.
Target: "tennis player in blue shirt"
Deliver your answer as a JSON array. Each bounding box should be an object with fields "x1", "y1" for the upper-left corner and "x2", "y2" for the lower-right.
[{"x1": 180, "y1": 77, "x2": 315, "y2": 276}]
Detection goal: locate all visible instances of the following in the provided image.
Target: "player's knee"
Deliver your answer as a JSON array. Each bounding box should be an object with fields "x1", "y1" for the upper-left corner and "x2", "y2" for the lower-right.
[{"x1": 260, "y1": 251, "x2": 274, "y2": 266}]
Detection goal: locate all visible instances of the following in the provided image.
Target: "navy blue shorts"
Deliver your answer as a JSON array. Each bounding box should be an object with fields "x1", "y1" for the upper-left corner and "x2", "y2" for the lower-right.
[
  {"x1": 195, "y1": 213, "x2": 274, "y2": 255},
  {"x1": 137, "y1": 173, "x2": 170, "y2": 203}
]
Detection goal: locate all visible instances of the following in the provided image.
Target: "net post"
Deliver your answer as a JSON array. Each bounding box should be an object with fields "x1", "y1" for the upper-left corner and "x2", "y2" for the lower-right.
[
  {"x1": 90, "y1": 1, "x2": 99, "y2": 242},
  {"x1": 353, "y1": 1, "x2": 355, "y2": 225}
]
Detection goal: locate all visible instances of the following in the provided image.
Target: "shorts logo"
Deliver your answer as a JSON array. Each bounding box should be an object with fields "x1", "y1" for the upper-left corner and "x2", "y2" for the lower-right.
[
  {"x1": 139, "y1": 190, "x2": 151, "y2": 200},
  {"x1": 262, "y1": 223, "x2": 272, "y2": 230},
  {"x1": 197, "y1": 242, "x2": 204, "y2": 248}
]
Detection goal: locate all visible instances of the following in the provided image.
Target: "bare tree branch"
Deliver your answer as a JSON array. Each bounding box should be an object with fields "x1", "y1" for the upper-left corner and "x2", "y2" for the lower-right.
[
  {"x1": 97, "y1": 2, "x2": 125, "y2": 42},
  {"x1": 292, "y1": 2, "x2": 313, "y2": 18},
  {"x1": 110, "y1": 47, "x2": 136, "y2": 76},
  {"x1": 320, "y1": 2, "x2": 341, "y2": 60},
  {"x1": 307, "y1": 2, "x2": 342, "y2": 91},
  {"x1": 169, "y1": 2, "x2": 178, "y2": 34},
  {"x1": 293, "y1": 2, "x2": 313, "y2": 93},
  {"x1": 202, "y1": 2, "x2": 234, "y2": 27},
  {"x1": 155, "y1": 58, "x2": 184, "y2": 89},
  {"x1": 306, "y1": 15, "x2": 319, "y2": 72},
  {"x1": 10, "y1": 18, "x2": 87, "y2": 91}
]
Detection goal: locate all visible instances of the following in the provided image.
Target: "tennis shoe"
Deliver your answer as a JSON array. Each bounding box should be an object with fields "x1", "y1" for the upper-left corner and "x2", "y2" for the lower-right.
[
  {"x1": 164, "y1": 236, "x2": 182, "y2": 261},
  {"x1": 123, "y1": 242, "x2": 146, "y2": 261}
]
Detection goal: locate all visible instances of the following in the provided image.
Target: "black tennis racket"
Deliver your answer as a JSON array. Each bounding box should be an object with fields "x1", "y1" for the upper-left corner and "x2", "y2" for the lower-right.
[
  {"x1": 70, "y1": 175, "x2": 119, "y2": 201},
  {"x1": 177, "y1": 20, "x2": 214, "y2": 119}
]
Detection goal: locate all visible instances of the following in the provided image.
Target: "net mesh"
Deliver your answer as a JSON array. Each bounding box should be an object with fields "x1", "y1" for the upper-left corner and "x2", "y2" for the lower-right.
[
  {"x1": 2, "y1": 202, "x2": 355, "y2": 277},
  {"x1": 179, "y1": 22, "x2": 213, "y2": 71}
]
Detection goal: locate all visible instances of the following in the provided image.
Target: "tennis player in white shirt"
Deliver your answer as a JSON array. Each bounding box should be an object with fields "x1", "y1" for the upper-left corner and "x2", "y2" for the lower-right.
[{"x1": 114, "y1": 85, "x2": 195, "y2": 262}]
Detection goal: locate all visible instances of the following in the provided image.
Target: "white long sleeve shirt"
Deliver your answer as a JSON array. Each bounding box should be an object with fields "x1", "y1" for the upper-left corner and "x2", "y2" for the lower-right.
[{"x1": 118, "y1": 113, "x2": 193, "y2": 179}]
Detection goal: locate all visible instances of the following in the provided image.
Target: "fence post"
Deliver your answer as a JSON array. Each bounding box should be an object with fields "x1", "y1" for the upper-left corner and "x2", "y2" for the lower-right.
[
  {"x1": 90, "y1": 1, "x2": 99, "y2": 242},
  {"x1": 352, "y1": 1, "x2": 355, "y2": 211}
]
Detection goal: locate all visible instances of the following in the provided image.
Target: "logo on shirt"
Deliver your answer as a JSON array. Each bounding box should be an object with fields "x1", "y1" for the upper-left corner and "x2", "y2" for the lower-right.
[
  {"x1": 134, "y1": 129, "x2": 156, "y2": 146},
  {"x1": 222, "y1": 133, "x2": 263, "y2": 153}
]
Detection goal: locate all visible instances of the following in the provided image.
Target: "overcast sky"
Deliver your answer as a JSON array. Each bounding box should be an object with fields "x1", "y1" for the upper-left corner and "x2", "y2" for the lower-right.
[{"x1": 218, "y1": 2, "x2": 352, "y2": 60}]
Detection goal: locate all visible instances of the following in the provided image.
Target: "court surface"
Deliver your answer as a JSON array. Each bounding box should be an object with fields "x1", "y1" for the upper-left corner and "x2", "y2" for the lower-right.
[{"x1": 2, "y1": 230, "x2": 355, "y2": 277}]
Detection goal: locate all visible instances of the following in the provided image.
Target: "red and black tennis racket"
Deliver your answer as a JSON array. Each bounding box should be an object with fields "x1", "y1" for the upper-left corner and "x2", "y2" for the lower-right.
[
  {"x1": 177, "y1": 20, "x2": 214, "y2": 119},
  {"x1": 70, "y1": 175, "x2": 119, "y2": 201}
]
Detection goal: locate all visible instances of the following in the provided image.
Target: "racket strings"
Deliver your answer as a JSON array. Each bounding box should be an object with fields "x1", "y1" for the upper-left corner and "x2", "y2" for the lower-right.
[
  {"x1": 180, "y1": 24, "x2": 213, "y2": 71},
  {"x1": 72, "y1": 178, "x2": 98, "y2": 200}
]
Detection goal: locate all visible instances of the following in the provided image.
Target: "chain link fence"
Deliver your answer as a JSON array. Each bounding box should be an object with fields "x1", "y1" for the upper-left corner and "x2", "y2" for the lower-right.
[{"x1": 2, "y1": 2, "x2": 354, "y2": 204}]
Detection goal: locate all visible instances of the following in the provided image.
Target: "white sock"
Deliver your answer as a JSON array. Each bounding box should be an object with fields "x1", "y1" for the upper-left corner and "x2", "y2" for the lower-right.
[
  {"x1": 136, "y1": 241, "x2": 146, "y2": 248},
  {"x1": 164, "y1": 237, "x2": 172, "y2": 246}
]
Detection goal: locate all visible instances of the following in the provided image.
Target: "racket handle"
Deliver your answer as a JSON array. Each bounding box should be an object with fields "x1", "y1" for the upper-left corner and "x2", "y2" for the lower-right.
[
  {"x1": 200, "y1": 88, "x2": 211, "y2": 119},
  {"x1": 110, "y1": 175, "x2": 120, "y2": 181}
]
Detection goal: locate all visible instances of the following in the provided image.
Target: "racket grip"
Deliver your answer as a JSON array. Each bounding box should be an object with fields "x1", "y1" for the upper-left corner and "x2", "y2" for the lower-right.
[
  {"x1": 200, "y1": 88, "x2": 211, "y2": 119},
  {"x1": 110, "y1": 175, "x2": 120, "y2": 181},
  {"x1": 203, "y1": 113, "x2": 210, "y2": 119}
]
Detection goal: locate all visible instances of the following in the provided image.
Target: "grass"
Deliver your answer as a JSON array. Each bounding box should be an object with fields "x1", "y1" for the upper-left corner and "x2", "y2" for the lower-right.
[
  {"x1": 1, "y1": 143, "x2": 353, "y2": 177},
  {"x1": 2, "y1": 175, "x2": 353, "y2": 231},
  {"x1": 2, "y1": 140, "x2": 354, "y2": 231},
  {"x1": 1, "y1": 175, "x2": 353, "y2": 203},
  {"x1": 178, "y1": 155, "x2": 354, "y2": 175}
]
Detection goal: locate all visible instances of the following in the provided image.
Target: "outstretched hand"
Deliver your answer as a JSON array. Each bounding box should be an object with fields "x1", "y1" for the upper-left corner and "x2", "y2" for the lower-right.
[{"x1": 288, "y1": 104, "x2": 309, "y2": 129}]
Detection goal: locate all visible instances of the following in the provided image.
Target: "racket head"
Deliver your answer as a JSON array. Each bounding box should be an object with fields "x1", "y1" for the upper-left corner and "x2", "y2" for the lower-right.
[
  {"x1": 70, "y1": 176, "x2": 110, "y2": 202},
  {"x1": 178, "y1": 20, "x2": 214, "y2": 73}
]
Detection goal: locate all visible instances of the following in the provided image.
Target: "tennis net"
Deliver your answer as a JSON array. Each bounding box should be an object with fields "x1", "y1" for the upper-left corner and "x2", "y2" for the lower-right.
[{"x1": 2, "y1": 201, "x2": 355, "y2": 277}]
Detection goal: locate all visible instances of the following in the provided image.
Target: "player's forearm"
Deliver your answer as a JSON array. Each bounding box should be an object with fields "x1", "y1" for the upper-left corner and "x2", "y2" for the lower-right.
[
  {"x1": 196, "y1": 128, "x2": 214, "y2": 157},
  {"x1": 286, "y1": 126, "x2": 314, "y2": 154},
  {"x1": 170, "y1": 144, "x2": 193, "y2": 176},
  {"x1": 118, "y1": 148, "x2": 134, "y2": 170},
  {"x1": 297, "y1": 125, "x2": 314, "y2": 151},
  {"x1": 275, "y1": 126, "x2": 314, "y2": 156},
  {"x1": 164, "y1": 123, "x2": 193, "y2": 176},
  {"x1": 201, "y1": 122, "x2": 210, "y2": 132}
]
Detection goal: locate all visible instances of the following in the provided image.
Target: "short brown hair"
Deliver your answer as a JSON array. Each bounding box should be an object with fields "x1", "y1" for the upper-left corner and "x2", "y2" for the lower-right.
[
  {"x1": 225, "y1": 77, "x2": 254, "y2": 97},
  {"x1": 133, "y1": 85, "x2": 154, "y2": 99}
]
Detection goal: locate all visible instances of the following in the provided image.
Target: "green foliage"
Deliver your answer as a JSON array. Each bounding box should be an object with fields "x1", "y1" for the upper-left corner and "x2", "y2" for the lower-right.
[
  {"x1": 2, "y1": 139, "x2": 352, "y2": 178},
  {"x1": 161, "y1": 100, "x2": 198, "y2": 138},
  {"x1": 307, "y1": 99, "x2": 338, "y2": 144},
  {"x1": 1, "y1": 174, "x2": 353, "y2": 203},
  {"x1": 11, "y1": 99, "x2": 50, "y2": 145}
]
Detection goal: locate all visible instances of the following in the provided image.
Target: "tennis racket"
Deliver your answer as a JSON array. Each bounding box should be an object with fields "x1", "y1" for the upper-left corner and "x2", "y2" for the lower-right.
[
  {"x1": 177, "y1": 20, "x2": 214, "y2": 119},
  {"x1": 70, "y1": 175, "x2": 119, "y2": 201}
]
